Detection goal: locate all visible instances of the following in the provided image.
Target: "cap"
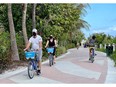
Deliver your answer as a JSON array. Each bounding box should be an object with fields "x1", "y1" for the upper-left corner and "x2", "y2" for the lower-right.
[
  {"x1": 50, "y1": 35, "x2": 53, "y2": 37},
  {"x1": 32, "y1": 29, "x2": 37, "y2": 33}
]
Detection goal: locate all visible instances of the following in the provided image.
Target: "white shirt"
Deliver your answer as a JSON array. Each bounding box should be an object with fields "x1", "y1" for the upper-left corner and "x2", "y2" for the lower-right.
[{"x1": 29, "y1": 35, "x2": 42, "y2": 50}]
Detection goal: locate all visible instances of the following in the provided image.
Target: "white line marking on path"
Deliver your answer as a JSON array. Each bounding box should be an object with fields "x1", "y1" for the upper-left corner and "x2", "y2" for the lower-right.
[{"x1": 55, "y1": 61, "x2": 101, "y2": 80}]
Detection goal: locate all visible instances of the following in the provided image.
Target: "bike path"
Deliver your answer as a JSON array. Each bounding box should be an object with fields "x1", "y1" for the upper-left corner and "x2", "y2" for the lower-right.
[{"x1": 0, "y1": 47, "x2": 116, "y2": 84}]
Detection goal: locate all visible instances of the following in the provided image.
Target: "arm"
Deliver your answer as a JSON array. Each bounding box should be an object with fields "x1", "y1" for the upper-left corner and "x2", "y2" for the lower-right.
[
  {"x1": 24, "y1": 42, "x2": 31, "y2": 51},
  {"x1": 39, "y1": 41, "x2": 42, "y2": 50},
  {"x1": 45, "y1": 40, "x2": 49, "y2": 48},
  {"x1": 54, "y1": 40, "x2": 57, "y2": 47}
]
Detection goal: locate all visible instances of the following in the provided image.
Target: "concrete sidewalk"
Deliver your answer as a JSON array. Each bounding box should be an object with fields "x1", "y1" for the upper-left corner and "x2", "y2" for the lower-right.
[
  {"x1": 105, "y1": 57, "x2": 116, "y2": 83},
  {"x1": 0, "y1": 47, "x2": 116, "y2": 84}
]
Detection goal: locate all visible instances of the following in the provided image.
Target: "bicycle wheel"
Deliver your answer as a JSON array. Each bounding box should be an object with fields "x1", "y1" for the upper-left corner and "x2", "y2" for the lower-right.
[
  {"x1": 91, "y1": 58, "x2": 94, "y2": 63},
  {"x1": 49, "y1": 54, "x2": 53, "y2": 66},
  {"x1": 52, "y1": 56, "x2": 54, "y2": 65},
  {"x1": 28, "y1": 61, "x2": 34, "y2": 79},
  {"x1": 91, "y1": 49, "x2": 94, "y2": 63}
]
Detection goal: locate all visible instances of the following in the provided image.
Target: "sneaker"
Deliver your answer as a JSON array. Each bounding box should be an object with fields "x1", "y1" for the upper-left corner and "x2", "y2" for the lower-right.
[{"x1": 37, "y1": 70, "x2": 41, "y2": 75}]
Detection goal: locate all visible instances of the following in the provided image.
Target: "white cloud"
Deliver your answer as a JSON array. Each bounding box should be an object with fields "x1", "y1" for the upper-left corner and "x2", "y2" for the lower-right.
[
  {"x1": 112, "y1": 27, "x2": 116, "y2": 31},
  {"x1": 82, "y1": 25, "x2": 116, "y2": 38},
  {"x1": 91, "y1": 25, "x2": 116, "y2": 34}
]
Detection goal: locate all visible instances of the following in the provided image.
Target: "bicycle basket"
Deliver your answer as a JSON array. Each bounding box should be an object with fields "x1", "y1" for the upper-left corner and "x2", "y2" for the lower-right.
[
  {"x1": 47, "y1": 48, "x2": 54, "y2": 53},
  {"x1": 25, "y1": 52, "x2": 36, "y2": 59}
]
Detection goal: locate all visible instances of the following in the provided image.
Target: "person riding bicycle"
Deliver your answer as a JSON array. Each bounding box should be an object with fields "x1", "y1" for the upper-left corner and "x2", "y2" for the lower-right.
[
  {"x1": 45, "y1": 35, "x2": 57, "y2": 64},
  {"x1": 88, "y1": 35, "x2": 96, "y2": 60},
  {"x1": 24, "y1": 28, "x2": 42, "y2": 75}
]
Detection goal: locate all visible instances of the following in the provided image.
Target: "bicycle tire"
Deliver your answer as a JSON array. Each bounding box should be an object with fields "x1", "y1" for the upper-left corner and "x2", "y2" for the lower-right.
[
  {"x1": 91, "y1": 49, "x2": 94, "y2": 63},
  {"x1": 92, "y1": 59, "x2": 94, "y2": 63},
  {"x1": 52, "y1": 56, "x2": 54, "y2": 65},
  {"x1": 89, "y1": 48, "x2": 94, "y2": 63},
  {"x1": 28, "y1": 61, "x2": 34, "y2": 79},
  {"x1": 49, "y1": 54, "x2": 53, "y2": 67}
]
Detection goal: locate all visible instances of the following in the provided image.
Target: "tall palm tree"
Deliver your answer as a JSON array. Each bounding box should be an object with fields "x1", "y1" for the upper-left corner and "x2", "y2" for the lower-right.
[
  {"x1": 8, "y1": 3, "x2": 20, "y2": 61},
  {"x1": 32, "y1": 4, "x2": 36, "y2": 29},
  {"x1": 22, "y1": 3, "x2": 28, "y2": 45},
  {"x1": 76, "y1": 18, "x2": 90, "y2": 29}
]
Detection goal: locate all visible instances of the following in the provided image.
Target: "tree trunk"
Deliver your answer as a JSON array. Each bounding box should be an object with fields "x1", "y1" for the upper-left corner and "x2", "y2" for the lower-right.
[
  {"x1": 22, "y1": 4, "x2": 28, "y2": 45},
  {"x1": 32, "y1": 4, "x2": 36, "y2": 29},
  {"x1": 8, "y1": 3, "x2": 20, "y2": 61}
]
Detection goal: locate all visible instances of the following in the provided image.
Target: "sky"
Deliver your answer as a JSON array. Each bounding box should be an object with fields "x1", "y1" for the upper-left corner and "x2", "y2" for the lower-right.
[{"x1": 81, "y1": 3, "x2": 116, "y2": 38}]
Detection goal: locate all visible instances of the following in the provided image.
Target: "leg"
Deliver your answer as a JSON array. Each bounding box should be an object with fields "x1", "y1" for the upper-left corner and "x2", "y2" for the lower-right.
[
  {"x1": 53, "y1": 47, "x2": 56, "y2": 63},
  {"x1": 38, "y1": 60, "x2": 41, "y2": 70},
  {"x1": 36, "y1": 50, "x2": 42, "y2": 74},
  {"x1": 89, "y1": 48, "x2": 91, "y2": 60},
  {"x1": 53, "y1": 55, "x2": 56, "y2": 63}
]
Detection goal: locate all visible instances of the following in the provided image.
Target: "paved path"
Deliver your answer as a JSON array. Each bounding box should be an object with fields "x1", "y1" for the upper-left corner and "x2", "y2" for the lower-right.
[{"x1": 0, "y1": 47, "x2": 116, "y2": 84}]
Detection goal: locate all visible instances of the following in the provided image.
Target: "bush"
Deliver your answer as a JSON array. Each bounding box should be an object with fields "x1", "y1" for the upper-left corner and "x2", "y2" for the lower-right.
[
  {"x1": 96, "y1": 48, "x2": 106, "y2": 52},
  {"x1": 0, "y1": 32, "x2": 12, "y2": 73},
  {"x1": 16, "y1": 33, "x2": 25, "y2": 61},
  {"x1": 56, "y1": 46, "x2": 67, "y2": 56},
  {"x1": 0, "y1": 32, "x2": 26, "y2": 73},
  {"x1": 97, "y1": 48, "x2": 116, "y2": 67},
  {"x1": 110, "y1": 51, "x2": 116, "y2": 66},
  {"x1": 66, "y1": 43, "x2": 75, "y2": 49}
]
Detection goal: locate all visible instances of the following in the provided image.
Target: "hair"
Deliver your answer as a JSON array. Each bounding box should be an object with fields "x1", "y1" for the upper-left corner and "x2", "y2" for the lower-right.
[
  {"x1": 92, "y1": 35, "x2": 96, "y2": 39},
  {"x1": 49, "y1": 35, "x2": 53, "y2": 39}
]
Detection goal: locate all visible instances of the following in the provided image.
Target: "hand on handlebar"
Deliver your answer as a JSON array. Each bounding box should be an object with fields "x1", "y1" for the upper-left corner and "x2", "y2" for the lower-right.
[{"x1": 24, "y1": 48, "x2": 27, "y2": 51}]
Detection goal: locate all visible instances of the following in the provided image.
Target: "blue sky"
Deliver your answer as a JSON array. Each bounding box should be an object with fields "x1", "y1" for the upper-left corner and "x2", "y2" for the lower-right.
[{"x1": 81, "y1": 3, "x2": 116, "y2": 38}]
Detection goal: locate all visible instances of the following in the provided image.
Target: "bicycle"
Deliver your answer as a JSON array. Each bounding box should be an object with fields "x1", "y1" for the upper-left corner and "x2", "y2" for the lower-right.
[
  {"x1": 46, "y1": 47, "x2": 54, "y2": 67},
  {"x1": 25, "y1": 50, "x2": 39, "y2": 79},
  {"x1": 89, "y1": 47, "x2": 95, "y2": 63}
]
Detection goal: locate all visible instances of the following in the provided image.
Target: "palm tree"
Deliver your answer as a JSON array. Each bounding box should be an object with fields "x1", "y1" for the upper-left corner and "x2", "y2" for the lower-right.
[
  {"x1": 32, "y1": 4, "x2": 36, "y2": 29},
  {"x1": 22, "y1": 3, "x2": 28, "y2": 45},
  {"x1": 8, "y1": 3, "x2": 20, "y2": 61},
  {"x1": 76, "y1": 18, "x2": 90, "y2": 29}
]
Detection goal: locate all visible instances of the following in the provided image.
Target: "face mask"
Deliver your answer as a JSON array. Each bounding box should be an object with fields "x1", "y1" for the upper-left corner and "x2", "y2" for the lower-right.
[
  {"x1": 32, "y1": 32, "x2": 36, "y2": 36},
  {"x1": 50, "y1": 36, "x2": 53, "y2": 39}
]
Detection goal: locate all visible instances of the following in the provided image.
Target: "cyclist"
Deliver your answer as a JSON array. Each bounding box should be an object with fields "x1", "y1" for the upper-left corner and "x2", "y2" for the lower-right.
[
  {"x1": 24, "y1": 28, "x2": 42, "y2": 75},
  {"x1": 88, "y1": 35, "x2": 96, "y2": 60},
  {"x1": 45, "y1": 35, "x2": 57, "y2": 64}
]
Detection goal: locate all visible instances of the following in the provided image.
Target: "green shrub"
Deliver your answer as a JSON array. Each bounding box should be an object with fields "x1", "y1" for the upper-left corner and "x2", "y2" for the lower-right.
[
  {"x1": 97, "y1": 48, "x2": 116, "y2": 67},
  {"x1": 56, "y1": 46, "x2": 67, "y2": 56},
  {"x1": 96, "y1": 48, "x2": 105, "y2": 52},
  {"x1": 0, "y1": 32, "x2": 11, "y2": 73},
  {"x1": 16, "y1": 33, "x2": 25, "y2": 61},
  {"x1": 110, "y1": 51, "x2": 116, "y2": 66},
  {"x1": 0, "y1": 32, "x2": 26, "y2": 73},
  {"x1": 66, "y1": 43, "x2": 75, "y2": 49}
]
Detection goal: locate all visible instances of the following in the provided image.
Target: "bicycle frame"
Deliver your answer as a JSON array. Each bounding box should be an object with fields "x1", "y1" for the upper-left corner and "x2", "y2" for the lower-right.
[{"x1": 29, "y1": 59, "x2": 38, "y2": 70}]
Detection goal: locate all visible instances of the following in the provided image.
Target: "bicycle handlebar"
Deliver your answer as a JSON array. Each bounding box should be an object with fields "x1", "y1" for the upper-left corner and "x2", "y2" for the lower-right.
[{"x1": 24, "y1": 49, "x2": 39, "y2": 52}]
